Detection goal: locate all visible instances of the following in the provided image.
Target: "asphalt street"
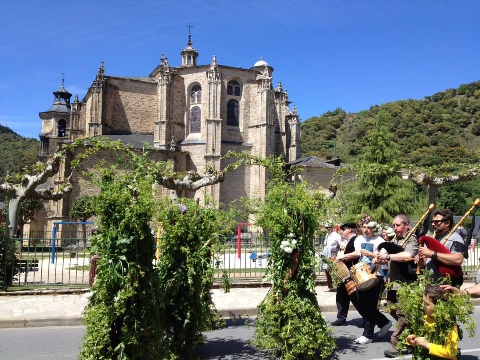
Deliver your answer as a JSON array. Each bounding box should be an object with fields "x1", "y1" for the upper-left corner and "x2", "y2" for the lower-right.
[{"x1": 1, "y1": 310, "x2": 480, "y2": 360}]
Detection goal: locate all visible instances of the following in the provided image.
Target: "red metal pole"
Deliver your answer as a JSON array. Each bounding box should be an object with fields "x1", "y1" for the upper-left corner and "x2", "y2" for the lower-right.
[
  {"x1": 236, "y1": 223, "x2": 251, "y2": 259},
  {"x1": 237, "y1": 223, "x2": 241, "y2": 258}
]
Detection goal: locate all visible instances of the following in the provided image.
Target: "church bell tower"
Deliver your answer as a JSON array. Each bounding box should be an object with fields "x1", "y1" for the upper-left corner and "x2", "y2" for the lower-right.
[{"x1": 39, "y1": 77, "x2": 72, "y2": 157}]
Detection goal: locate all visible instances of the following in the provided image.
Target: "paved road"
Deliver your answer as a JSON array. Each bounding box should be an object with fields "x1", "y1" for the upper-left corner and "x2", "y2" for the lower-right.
[{"x1": 1, "y1": 310, "x2": 479, "y2": 360}]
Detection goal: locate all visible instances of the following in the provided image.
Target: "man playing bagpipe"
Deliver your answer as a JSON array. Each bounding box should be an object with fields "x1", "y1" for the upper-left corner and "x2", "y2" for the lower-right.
[
  {"x1": 416, "y1": 209, "x2": 466, "y2": 287},
  {"x1": 374, "y1": 214, "x2": 419, "y2": 358}
]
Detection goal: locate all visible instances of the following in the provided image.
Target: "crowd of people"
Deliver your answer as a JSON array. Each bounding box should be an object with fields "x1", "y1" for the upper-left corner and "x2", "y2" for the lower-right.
[{"x1": 321, "y1": 208, "x2": 475, "y2": 359}]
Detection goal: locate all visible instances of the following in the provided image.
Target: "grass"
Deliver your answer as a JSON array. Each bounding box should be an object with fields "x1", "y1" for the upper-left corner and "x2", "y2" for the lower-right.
[
  {"x1": 215, "y1": 267, "x2": 268, "y2": 275},
  {"x1": 3, "y1": 284, "x2": 88, "y2": 292},
  {"x1": 68, "y1": 265, "x2": 91, "y2": 271}
]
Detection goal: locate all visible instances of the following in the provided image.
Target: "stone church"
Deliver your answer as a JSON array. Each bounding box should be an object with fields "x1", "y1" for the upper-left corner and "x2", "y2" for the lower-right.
[{"x1": 35, "y1": 35, "x2": 301, "y2": 235}]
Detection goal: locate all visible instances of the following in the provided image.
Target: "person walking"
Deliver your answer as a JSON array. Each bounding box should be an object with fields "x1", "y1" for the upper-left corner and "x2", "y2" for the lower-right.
[
  {"x1": 330, "y1": 222, "x2": 358, "y2": 326},
  {"x1": 341, "y1": 220, "x2": 392, "y2": 344},
  {"x1": 321, "y1": 222, "x2": 342, "y2": 291},
  {"x1": 378, "y1": 225, "x2": 395, "y2": 302},
  {"x1": 374, "y1": 214, "x2": 418, "y2": 357}
]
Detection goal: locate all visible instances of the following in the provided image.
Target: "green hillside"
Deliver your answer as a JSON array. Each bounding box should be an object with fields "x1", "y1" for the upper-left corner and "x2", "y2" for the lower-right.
[
  {"x1": 0, "y1": 125, "x2": 40, "y2": 187},
  {"x1": 301, "y1": 81, "x2": 480, "y2": 166}
]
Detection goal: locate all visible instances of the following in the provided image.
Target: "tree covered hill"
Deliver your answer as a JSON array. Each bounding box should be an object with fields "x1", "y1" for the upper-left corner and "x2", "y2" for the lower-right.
[
  {"x1": 301, "y1": 81, "x2": 480, "y2": 166},
  {"x1": 0, "y1": 124, "x2": 39, "y2": 186}
]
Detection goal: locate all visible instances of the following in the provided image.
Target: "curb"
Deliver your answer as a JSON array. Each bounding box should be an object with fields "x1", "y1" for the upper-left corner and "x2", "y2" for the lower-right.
[
  {"x1": 2, "y1": 301, "x2": 479, "y2": 329},
  {"x1": 0, "y1": 308, "x2": 344, "y2": 329},
  {"x1": 0, "y1": 316, "x2": 84, "y2": 328},
  {"x1": 217, "y1": 304, "x2": 340, "y2": 319}
]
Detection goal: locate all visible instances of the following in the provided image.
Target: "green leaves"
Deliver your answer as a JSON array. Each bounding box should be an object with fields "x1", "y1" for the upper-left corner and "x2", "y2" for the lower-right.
[
  {"x1": 395, "y1": 276, "x2": 476, "y2": 359},
  {"x1": 155, "y1": 197, "x2": 236, "y2": 358},
  {"x1": 252, "y1": 181, "x2": 336, "y2": 359},
  {"x1": 79, "y1": 148, "x2": 167, "y2": 360}
]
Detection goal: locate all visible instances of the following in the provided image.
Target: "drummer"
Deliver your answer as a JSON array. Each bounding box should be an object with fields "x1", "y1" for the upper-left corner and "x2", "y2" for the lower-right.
[
  {"x1": 340, "y1": 218, "x2": 392, "y2": 344},
  {"x1": 330, "y1": 222, "x2": 359, "y2": 326}
]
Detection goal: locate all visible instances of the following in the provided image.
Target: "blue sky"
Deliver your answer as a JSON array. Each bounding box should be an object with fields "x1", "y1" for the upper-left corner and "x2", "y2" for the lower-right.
[{"x1": 1, "y1": 1, "x2": 479, "y2": 139}]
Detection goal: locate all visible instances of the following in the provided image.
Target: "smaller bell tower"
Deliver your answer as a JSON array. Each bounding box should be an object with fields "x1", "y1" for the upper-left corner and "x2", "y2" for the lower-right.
[
  {"x1": 180, "y1": 26, "x2": 199, "y2": 67},
  {"x1": 39, "y1": 76, "x2": 72, "y2": 157}
]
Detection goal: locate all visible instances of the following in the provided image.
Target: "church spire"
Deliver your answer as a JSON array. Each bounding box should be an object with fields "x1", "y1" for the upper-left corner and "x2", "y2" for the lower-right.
[
  {"x1": 49, "y1": 76, "x2": 72, "y2": 110},
  {"x1": 181, "y1": 24, "x2": 198, "y2": 67}
]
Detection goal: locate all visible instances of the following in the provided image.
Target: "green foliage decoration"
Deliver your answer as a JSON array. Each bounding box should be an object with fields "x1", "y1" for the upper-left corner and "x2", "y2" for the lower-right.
[
  {"x1": 394, "y1": 276, "x2": 476, "y2": 359},
  {"x1": 156, "y1": 197, "x2": 236, "y2": 359},
  {"x1": 251, "y1": 180, "x2": 336, "y2": 359},
  {"x1": 73, "y1": 139, "x2": 245, "y2": 359},
  {"x1": 79, "y1": 166, "x2": 165, "y2": 360}
]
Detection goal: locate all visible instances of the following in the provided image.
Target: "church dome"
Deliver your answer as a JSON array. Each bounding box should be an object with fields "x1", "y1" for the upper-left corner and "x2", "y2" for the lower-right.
[{"x1": 254, "y1": 57, "x2": 268, "y2": 67}]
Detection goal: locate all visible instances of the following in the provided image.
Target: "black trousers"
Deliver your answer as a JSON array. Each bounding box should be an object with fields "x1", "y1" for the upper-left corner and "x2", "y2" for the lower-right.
[
  {"x1": 356, "y1": 276, "x2": 390, "y2": 339},
  {"x1": 335, "y1": 281, "x2": 351, "y2": 321}
]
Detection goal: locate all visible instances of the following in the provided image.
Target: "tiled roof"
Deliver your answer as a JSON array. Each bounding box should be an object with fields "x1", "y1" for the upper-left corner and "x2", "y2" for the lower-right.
[{"x1": 287, "y1": 156, "x2": 339, "y2": 169}]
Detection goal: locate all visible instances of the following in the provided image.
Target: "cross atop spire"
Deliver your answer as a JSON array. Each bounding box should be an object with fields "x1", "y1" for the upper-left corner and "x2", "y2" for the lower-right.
[
  {"x1": 186, "y1": 23, "x2": 194, "y2": 45},
  {"x1": 181, "y1": 24, "x2": 198, "y2": 67},
  {"x1": 186, "y1": 23, "x2": 193, "y2": 35}
]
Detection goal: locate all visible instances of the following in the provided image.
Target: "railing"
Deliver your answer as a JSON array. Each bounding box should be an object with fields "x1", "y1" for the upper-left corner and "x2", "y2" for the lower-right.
[
  {"x1": 4, "y1": 236, "x2": 93, "y2": 289},
  {"x1": 2, "y1": 232, "x2": 479, "y2": 290}
]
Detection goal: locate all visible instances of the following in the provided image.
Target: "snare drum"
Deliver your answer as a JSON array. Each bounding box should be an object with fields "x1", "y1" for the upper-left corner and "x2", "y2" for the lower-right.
[
  {"x1": 330, "y1": 260, "x2": 357, "y2": 295},
  {"x1": 350, "y1": 262, "x2": 377, "y2": 291}
]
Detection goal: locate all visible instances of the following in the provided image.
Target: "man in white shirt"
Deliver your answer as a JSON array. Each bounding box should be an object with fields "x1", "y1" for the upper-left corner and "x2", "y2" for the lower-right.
[{"x1": 321, "y1": 223, "x2": 342, "y2": 291}]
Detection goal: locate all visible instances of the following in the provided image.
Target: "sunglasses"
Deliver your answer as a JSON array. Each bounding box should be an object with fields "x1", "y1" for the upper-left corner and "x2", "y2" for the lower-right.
[{"x1": 431, "y1": 219, "x2": 446, "y2": 225}]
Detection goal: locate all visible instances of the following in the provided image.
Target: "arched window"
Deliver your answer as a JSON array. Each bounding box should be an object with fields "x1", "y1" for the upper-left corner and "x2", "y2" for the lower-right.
[
  {"x1": 190, "y1": 106, "x2": 201, "y2": 133},
  {"x1": 227, "y1": 99, "x2": 239, "y2": 126},
  {"x1": 191, "y1": 85, "x2": 201, "y2": 104},
  {"x1": 57, "y1": 119, "x2": 67, "y2": 137},
  {"x1": 227, "y1": 80, "x2": 241, "y2": 96}
]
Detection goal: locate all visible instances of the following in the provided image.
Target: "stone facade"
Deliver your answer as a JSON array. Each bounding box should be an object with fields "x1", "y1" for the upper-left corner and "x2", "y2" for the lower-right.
[{"x1": 36, "y1": 36, "x2": 301, "y2": 235}]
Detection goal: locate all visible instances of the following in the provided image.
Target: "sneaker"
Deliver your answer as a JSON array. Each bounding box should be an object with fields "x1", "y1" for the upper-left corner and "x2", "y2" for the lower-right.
[
  {"x1": 378, "y1": 320, "x2": 393, "y2": 337},
  {"x1": 330, "y1": 319, "x2": 347, "y2": 326},
  {"x1": 384, "y1": 346, "x2": 400, "y2": 358},
  {"x1": 354, "y1": 335, "x2": 372, "y2": 344}
]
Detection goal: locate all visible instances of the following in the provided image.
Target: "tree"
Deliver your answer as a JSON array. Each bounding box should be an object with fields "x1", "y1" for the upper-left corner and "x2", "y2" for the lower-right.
[
  {"x1": 0, "y1": 149, "x2": 72, "y2": 238},
  {"x1": 341, "y1": 110, "x2": 418, "y2": 223},
  {"x1": 69, "y1": 195, "x2": 96, "y2": 221},
  {"x1": 407, "y1": 164, "x2": 479, "y2": 208},
  {"x1": 16, "y1": 199, "x2": 44, "y2": 238},
  {"x1": 70, "y1": 194, "x2": 97, "y2": 247}
]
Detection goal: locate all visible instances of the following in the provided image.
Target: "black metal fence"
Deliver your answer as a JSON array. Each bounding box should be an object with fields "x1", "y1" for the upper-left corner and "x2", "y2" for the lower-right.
[{"x1": 2, "y1": 231, "x2": 479, "y2": 290}]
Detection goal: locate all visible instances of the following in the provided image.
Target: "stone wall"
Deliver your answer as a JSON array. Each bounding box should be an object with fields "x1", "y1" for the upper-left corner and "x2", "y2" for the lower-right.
[{"x1": 105, "y1": 78, "x2": 157, "y2": 134}]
